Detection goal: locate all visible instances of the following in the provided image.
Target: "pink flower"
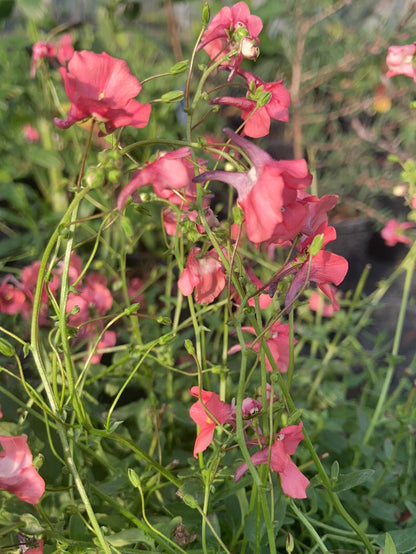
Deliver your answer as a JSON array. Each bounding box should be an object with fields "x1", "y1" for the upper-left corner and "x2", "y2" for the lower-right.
[
  {"x1": 189, "y1": 387, "x2": 233, "y2": 457},
  {"x1": 126, "y1": 276, "x2": 144, "y2": 305},
  {"x1": 56, "y1": 33, "x2": 74, "y2": 66},
  {"x1": 228, "y1": 321, "x2": 294, "y2": 373},
  {"x1": 234, "y1": 423, "x2": 310, "y2": 499},
  {"x1": 381, "y1": 219, "x2": 415, "y2": 247},
  {"x1": 0, "y1": 436, "x2": 45, "y2": 504},
  {"x1": 198, "y1": 2, "x2": 262, "y2": 78},
  {"x1": 269, "y1": 224, "x2": 348, "y2": 309},
  {"x1": 194, "y1": 129, "x2": 312, "y2": 244},
  {"x1": 117, "y1": 148, "x2": 196, "y2": 210},
  {"x1": 386, "y1": 43, "x2": 416, "y2": 82},
  {"x1": 18, "y1": 534, "x2": 44, "y2": 553},
  {"x1": 54, "y1": 51, "x2": 151, "y2": 134},
  {"x1": 25, "y1": 540, "x2": 44, "y2": 554},
  {"x1": 178, "y1": 247, "x2": 226, "y2": 304},
  {"x1": 66, "y1": 273, "x2": 115, "y2": 363},
  {"x1": 210, "y1": 69, "x2": 291, "y2": 138},
  {"x1": 309, "y1": 287, "x2": 340, "y2": 316},
  {"x1": 0, "y1": 279, "x2": 26, "y2": 315},
  {"x1": 30, "y1": 41, "x2": 56, "y2": 78},
  {"x1": 23, "y1": 124, "x2": 40, "y2": 143}
]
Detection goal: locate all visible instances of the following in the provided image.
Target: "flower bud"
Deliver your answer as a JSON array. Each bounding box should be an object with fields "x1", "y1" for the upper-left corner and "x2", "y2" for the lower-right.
[{"x1": 239, "y1": 37, "x2": 259, "y2": 60}]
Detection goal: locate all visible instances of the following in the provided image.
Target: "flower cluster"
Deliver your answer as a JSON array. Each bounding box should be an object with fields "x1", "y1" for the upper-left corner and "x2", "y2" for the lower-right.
[
  {"x1": 189, "y1": 387, "x2": 309, "y2": 499},
  {"x1": 31, "y1": 33, "x2": 74, "y2": 78},
  {"x1": 10, "y1": 0, "x2": 355, "y2": 522},
  {"x1": 0, "y1": 254, "x2": 117, "y2": 364}
]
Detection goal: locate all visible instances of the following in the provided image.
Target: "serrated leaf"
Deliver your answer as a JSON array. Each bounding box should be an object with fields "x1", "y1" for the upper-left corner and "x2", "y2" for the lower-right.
[{"x1": 332, "y1": 469, "x2": 374, "y2": 492}]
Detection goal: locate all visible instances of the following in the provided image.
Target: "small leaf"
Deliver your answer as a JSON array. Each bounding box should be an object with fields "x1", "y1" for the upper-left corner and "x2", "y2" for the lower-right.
[
  {"x1": 332, "y1": 469, "x2": 374, "y2": 492},
  {"x1": 27, "y1": 147, "x2": 64, "y2": 170},
  {"x1": 383, "y1": 533, "x2": 398, "y2": 554},
  {"x1": 107, "y1": 528, "x2": 154, "y2": 548}
]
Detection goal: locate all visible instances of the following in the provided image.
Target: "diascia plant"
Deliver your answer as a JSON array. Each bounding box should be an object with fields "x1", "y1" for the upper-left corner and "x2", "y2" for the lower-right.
[{"x1": 0, "y1": 2, "x2": 414, "y2": 553}]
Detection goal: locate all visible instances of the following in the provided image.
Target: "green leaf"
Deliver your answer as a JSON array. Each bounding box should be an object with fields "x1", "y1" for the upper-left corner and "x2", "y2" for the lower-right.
[
  {"x1": 26, "y1": 147, "x2": 64, "y2": 170},
  {"x1": 383, "y1": 533, "x2": 398, "y2": 554},
  {"x1": 332, "y1": 469, "x2": 374, "y2": 492},
  {"x1": 375, "y1": 527, "x2": 416, "y2": 552},
  {"x1": 107, "y1": 528, "x2": 154, "y2": 548}
]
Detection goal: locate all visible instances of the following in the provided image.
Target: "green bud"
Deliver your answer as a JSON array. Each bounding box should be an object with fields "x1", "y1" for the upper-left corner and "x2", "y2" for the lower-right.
[
  {"x1": 309, "y1": 233, "x2": 324, "y2": 257},
  {"x1": 128, "y1": 468, "x2": 141, "y2": 488},
  {"x1": 286, "y1": 533, "x2": 294, "y2": 553},
  {"x1": 124, "y1": 303, "x2": 140, "y2": 315},
  {"x1": 85, "y1": 167, "x2": 105, "y2": 188},
  {"x1": 184, "y1": 339, "x2": 195, "y2": 355},
  {"x1": 0, "y1": 337, "x2": 15, "y2": 357},
  {"x1": 201, "y1": 3, "x2": 210, "y2": 26},
  {"x1": 181, "y1": 493, "x2": 199, "y2": 509},
  {"x1": 232, "y1": 204, "x2": 244, "y2": 226},
  {"x1": 161, "y1": 90, "x2": 184, "y2": 103},
  {"x1": 157, "y1": 316, "x2": 172, "y2": 325},
  {"x1": 330, "y1": 460, "x2": 340, "y2": 482},
  {"x1": 32, "y1": 453, "x2": 44, "y2": 470},
  {"x1": 107, "y1": 169, "x2": 121, "y2": 184},
  {"x1": 170, "y1": 60, "x2": 189, "y2": 75},
  {"x1": 97, "y1": 149, "x2": 111, "y2": 164},
  {"x1": 232, "y1": 25, "x2": 249, "y2": 42}
]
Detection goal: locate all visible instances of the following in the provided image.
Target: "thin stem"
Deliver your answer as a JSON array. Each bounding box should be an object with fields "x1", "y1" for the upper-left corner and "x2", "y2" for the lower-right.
[{"x1": 361, "y1": 244, "x2": 416, "y2": 449}]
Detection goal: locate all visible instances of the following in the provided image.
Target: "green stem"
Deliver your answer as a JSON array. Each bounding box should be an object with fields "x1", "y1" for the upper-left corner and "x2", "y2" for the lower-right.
[
  {"x1": 235, "y1": 321, "x2": 277, "y2": 553},
  {"x1": 361, "y1": 244, "x2": 416, "y2": 449},
  {"x1": 290, "y1": 500, "x2": 329, "y2": 553}
]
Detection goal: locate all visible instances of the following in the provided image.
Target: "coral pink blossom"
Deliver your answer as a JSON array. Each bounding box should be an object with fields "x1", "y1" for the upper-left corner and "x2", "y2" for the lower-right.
[
  {"x1": 198, "y1": 2, "x2": 262, "y2": 78},
  {"x1": 23, "y1": 124, "x2": 40, "y2": 143},
  {"x1": 234, "y1": 423, "x2": 310, "y2": 499},
  {"x1": 210, "y1": 69, "x2": 291, "y2": 138},
  {"x1": 30, "y1": 41, "x2": 56, "y2": 78},
  {"x1": 56, "y1": 33, "x2": 74, "y2": 65},
  {"x1": 386, "y1": 43, "x2": 416, "y2": 81},
  {"x1": 195, "y1": 129, "x2": 312, "y2": 244},
  {"x1": 117, "y1": 148, "x2": 196, "y2": 210},
  {"x1": 66, "y1": 273, "x2": 115, "y2": 363},
  {"x1": 189, "y1": 387, "x2": 233, "y2": 457},
  {"x1": 0, "y1": 436, "x2": 45, "y2": 504},
  {"x1": 269, "y1": 224, "x2": 348, "y2": 308},
  {"x1": 178, "y1": 247, "x2": 226, "y2": 304},
  {"x1": 228, "y1": 321, "x2": 294, "y2": 373},
  {"x1": 381, "y1": 219, "x2": 415, "y2": 247},
  {"x1": 54, "y1": 51, "x2": 151, "y2": 133},
  {"x1": 0, "y1": 280, "x2": 26, "y2": 315},
  {"x1": 309, "y1": 287, "x2": 340, "y2": 316}
]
